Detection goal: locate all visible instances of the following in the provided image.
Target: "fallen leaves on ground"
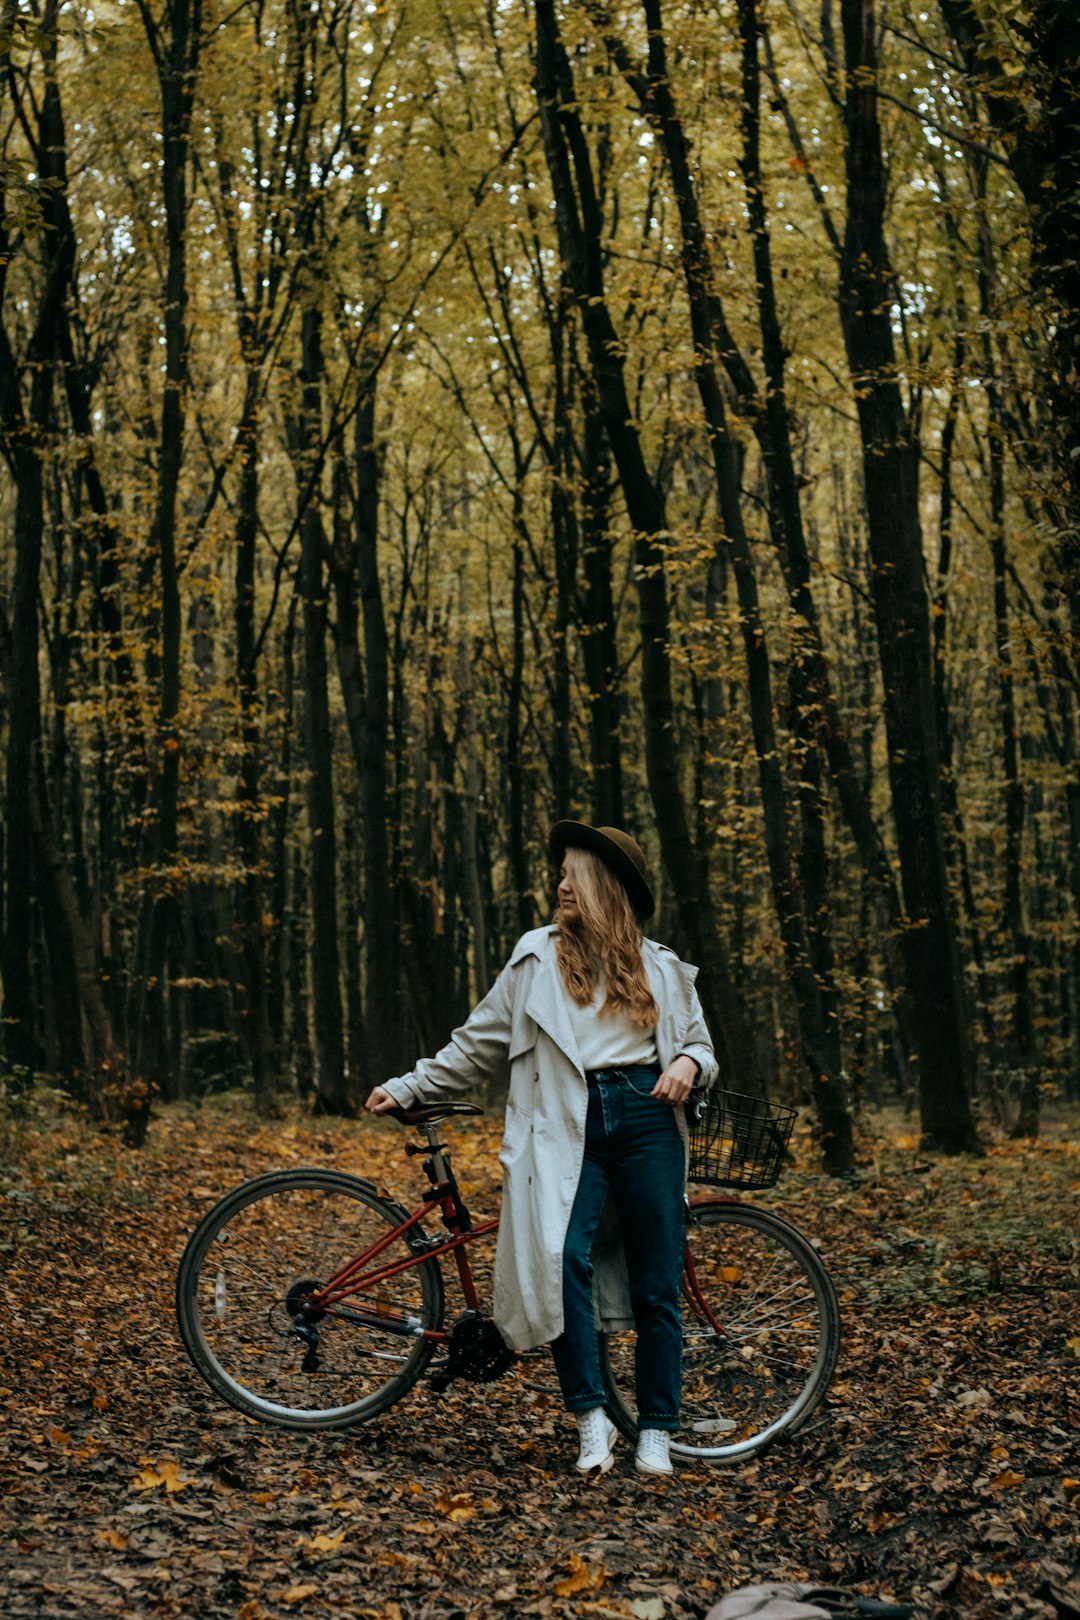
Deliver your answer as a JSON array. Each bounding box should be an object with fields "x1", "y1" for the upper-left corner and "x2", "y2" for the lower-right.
[
  {"x1": 133, "y1": 1459, "x2": 197, "y2": 1494},
  {"x1": 554, "y1": 1553, "x2": 609, "y2": 1596},
  {"x1": 1, "y1": 1096, "x2": 1077, "y2": 1620}
]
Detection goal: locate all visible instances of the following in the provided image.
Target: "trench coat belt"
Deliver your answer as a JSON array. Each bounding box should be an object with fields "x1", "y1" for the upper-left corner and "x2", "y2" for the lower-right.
[{"x1": 584, "y1": 1063, "x2": 662, "y2": 1085}]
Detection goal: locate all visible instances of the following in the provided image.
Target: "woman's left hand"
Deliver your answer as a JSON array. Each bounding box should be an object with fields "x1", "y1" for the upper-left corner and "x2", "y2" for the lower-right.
[{"x1": 651, "y1": 1054, "x2": 699, "y2": 1105}]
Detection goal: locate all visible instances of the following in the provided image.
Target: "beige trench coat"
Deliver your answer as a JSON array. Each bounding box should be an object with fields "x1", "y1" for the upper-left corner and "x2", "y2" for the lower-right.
[{"x1": 381, "y1": 925, "x2": 718, "y2": 1352}]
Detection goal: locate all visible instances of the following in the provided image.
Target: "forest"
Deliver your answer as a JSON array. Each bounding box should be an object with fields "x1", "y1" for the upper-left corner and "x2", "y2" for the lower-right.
[
  {"x1": 2, "y1": 0, "x2": 1079, "y2": 1173},
  {"x1": 3, "y1": 6, "x2": 1080, "y2": 1616}
]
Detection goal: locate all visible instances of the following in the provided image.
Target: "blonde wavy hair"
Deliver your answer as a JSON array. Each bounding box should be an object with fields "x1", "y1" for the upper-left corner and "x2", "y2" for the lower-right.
[{"x1": 553, "y1": 846, "x2": 659, "y2": 1028}]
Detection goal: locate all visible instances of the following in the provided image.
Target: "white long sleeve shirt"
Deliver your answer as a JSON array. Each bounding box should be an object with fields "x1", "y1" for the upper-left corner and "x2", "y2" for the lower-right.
[{"x1": 563, "y1": 971, "x2": 660, "y2": 1071}]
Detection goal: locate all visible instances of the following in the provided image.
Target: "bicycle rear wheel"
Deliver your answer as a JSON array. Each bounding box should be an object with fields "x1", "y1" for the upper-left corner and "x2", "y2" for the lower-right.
[
  {"x1": 176, "y1": 1168, "x2": 445, "y2": 1430},
  {"x1": 600, "y1": 1199, "x2": 840, "y2": 1463}
]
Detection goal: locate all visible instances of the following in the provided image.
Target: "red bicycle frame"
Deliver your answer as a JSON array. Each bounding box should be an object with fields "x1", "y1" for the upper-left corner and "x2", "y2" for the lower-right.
[
  {"x1": 304, "y1": 1162, "x2": 733, "y2": 1349},
  {"x1": 307, "y1": 1177, "x2": 498, "y2": 1342}
]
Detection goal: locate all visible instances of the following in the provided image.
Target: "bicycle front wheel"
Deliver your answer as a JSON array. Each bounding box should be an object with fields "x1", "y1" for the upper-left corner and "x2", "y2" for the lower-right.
[
  {"x1": 176, "y1": 1168, "x2": 445, "y2": 1431},
  {"x1": 600, "y1": 1199, "x2": 840, "y2": 1463}
]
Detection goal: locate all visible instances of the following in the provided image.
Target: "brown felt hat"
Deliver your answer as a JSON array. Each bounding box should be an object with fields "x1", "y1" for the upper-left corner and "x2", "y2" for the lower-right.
[{"x1": 549, "y1": 821, "x2": 655, "y2": 921}]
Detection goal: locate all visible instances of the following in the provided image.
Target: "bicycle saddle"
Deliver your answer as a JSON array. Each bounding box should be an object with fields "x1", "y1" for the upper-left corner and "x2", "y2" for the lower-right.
[{"x1": 387, "y1": 1101, "x2": 485, "y2": 1125}]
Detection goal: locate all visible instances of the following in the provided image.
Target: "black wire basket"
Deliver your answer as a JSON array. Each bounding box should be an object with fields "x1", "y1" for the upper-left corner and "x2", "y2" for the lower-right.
[{"x1": 687, "y1": 1088, "x2": 796, "y2": 1189}]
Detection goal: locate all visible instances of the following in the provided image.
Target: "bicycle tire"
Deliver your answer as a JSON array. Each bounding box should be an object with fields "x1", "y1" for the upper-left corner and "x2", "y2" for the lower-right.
[
  {"x1": 176, "y1": 1168, "x2": 445, "y2": 1431},
  {"x1": 599, "y1": 1199, "x2": 840, "y2": 1463}
]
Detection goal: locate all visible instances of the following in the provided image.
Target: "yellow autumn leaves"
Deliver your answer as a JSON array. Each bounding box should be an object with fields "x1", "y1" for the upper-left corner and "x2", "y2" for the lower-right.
[
  {"x1": 551, "y1": 1554, "x2": 671, "y2": 1618},
  {"x1": 133, "y1": 1458, "x2": 196, "y2": 1493}
]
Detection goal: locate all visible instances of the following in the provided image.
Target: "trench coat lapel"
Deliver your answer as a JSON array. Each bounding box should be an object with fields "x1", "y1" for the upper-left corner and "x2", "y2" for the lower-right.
[
  {"x1": 647, "y1": 943, "x2": 698, "y2": 1064},
  {"x1": 523, "y1": 945, "x2": 584, "y2": 1076},
  {"x1": 520, "y1": 933, "x2": 699, "y2": 1078}
]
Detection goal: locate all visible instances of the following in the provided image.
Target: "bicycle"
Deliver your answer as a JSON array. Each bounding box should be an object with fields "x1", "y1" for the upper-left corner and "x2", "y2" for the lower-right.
[{"x1": 175, "y1": 1089, "x2": 841, "y2": 1465}]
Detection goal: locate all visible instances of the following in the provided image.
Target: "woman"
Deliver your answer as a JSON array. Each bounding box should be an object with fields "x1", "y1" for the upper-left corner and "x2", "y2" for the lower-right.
[{"x1": 366, "y1": 822, "x2": 718, "y2": 1476}]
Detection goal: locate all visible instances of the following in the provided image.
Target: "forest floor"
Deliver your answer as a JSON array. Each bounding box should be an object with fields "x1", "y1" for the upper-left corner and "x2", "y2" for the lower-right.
[{"x1": 0, "y1": 1093, "x2": 1077, "y2": 1620}]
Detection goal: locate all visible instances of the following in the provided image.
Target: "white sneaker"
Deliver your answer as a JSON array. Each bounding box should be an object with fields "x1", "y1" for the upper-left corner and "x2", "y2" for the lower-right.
[
  {"x1": 635, "y1": 1428, "x2": 673, "y2": 1475},
  {"x1": 575, "y1": 1407, "x2": 617, "y2": 1473}
]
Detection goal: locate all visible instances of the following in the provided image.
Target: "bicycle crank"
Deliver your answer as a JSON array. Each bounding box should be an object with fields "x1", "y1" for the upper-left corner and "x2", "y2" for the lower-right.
[{"x1": 428, "y1": 1311, "x2": 514, "y2": 1392}]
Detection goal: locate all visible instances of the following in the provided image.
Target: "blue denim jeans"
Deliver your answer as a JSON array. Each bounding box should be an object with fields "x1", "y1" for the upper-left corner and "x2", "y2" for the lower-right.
[{"x1": 550, "y1": 1067, "x2": 686, "y2": 1432}]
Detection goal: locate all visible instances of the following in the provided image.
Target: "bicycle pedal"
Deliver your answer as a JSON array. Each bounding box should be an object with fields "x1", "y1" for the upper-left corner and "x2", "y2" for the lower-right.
[{"x1": 427, "y1": 1362, "x2": 452, "y2": 1393}]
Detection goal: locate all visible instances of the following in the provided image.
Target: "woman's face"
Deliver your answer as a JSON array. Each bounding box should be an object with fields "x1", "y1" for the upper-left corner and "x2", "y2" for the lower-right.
[{"x1": 557, "y1": 860, "x2": 581, "y2": 925}]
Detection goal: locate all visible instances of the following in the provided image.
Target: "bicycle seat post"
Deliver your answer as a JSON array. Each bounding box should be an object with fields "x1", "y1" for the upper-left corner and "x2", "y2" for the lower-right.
[{"x1": 424, "y1": 1119, "x2": 450, "y2": 1185}]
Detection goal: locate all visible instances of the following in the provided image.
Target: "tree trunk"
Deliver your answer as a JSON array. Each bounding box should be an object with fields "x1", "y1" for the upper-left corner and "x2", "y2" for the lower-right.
[
  {"x1": 838, "y1": 0, "x2": 979, "y2": 1152},
  {"x1": 549, "y1": 363, "x2": 577, "y2": 815},
  {"x1": 233, "y1": 362, "x2": 275, "y2": 1110},
  {"x1": 0, "y1": 0, "x2": 77, "y2": 1085},
  {"x1": 0, "y1": 393, "x2": 46, "y2": 1083},
  {"x1": 930, "y1": 313, "x2": 996, "y2": 1093},
  {"x1": 578, "y1": 385, "x2": 624, "y2": 826},
  {"x1": 267, "y1": 595, "x2": 298, "y2": 1069},
  {"x1": 296, "y1": 304, "x2": 349, "y2": 1113},
  {"x1": 131, "y1": 0, "x2": 203, "y2": 1095},
  {"x1": 975, "y1": 261, "x2": 1039, "y2": 1132},
  {"x1": 341, "y1": 800, "x2": 366, "y2": 1087},
  {"x1": 507, "y1": 500, "x2": 534, "y2": 935},
  {"x1": 350, "y1": 363, "x2": 406, "y2": 1082},
  {"x1": 458, "y1": 582, "x2": 490, "y2": 1003}
]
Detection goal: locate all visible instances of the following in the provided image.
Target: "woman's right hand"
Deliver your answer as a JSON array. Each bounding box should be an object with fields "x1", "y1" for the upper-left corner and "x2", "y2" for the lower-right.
[{"x1": 365, "y1": 1086, "x2": 398, "y2": 1114}]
